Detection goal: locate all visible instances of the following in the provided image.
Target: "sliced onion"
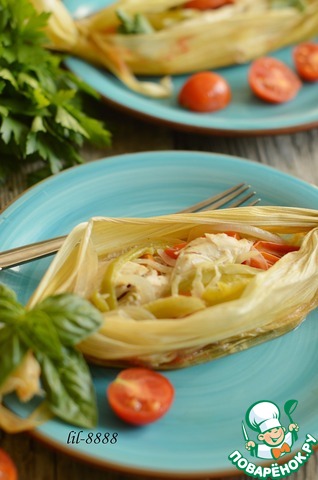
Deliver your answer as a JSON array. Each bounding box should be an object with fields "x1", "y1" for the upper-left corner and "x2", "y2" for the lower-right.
[
  {"x1": 157, "y1": 249, "x2": 177, "y2": 266},
  {"x1": 187, "y1": 224, "x2": 284, "y2": 244},
  {"x1": 116, "y1": 274, "x2": 156, "y2": 304},
  {"x1": 135, "y1": 258, "x2": 172, "y2": 274}
]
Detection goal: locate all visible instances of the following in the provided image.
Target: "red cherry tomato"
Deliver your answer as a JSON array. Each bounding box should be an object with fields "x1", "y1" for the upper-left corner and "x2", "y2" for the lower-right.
[
  {"x1": 107, "y1": 368, "x2": 175, "y2": 426},
  {"x1": 178, "y1": 71, "x2": 231, "y2": 112},
  {"x1": 184, "y1": 0, "x2": 234, "y2": 9},
  {"x1": 248, "y1": 57, "x2": 302, "y2": 104},
  {"x1": 293, "y1": 42, "x2": 318, "y2": 82},
  {"x1": 0, "y1": 449, "x2": 18, "y2": 480}
]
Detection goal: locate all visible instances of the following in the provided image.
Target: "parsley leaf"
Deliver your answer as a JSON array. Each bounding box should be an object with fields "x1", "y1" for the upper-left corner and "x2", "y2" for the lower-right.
[{"x1": 0, "y1": 0, "x2": 111, "y2": 183}]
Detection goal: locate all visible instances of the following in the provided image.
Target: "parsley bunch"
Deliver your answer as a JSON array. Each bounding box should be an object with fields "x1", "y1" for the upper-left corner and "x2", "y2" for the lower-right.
[{"x1": 0, "y1": 0, "x2": 111, "y2": 183}]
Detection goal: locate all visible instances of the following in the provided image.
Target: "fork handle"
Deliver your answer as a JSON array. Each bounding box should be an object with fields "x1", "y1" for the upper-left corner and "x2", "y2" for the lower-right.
[{"x1": 0, "y1": 236, "x2": 66, "y2": 270}]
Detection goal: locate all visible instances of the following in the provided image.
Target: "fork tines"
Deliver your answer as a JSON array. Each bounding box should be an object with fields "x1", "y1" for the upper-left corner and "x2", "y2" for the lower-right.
[{"x1": 178, "y1": 183, "x2": 261, "y2": 214}]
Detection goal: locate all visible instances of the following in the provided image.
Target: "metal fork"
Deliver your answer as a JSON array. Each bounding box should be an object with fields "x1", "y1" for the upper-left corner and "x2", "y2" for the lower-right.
[{"x1": 0, "y1": 183, "x2": 260, "y2": 270}]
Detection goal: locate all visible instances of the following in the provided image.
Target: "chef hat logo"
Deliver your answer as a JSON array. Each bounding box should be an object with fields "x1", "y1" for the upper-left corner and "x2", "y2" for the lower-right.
[{"x1": 246, "y1": 401, "x2": 282, "y2": 433}]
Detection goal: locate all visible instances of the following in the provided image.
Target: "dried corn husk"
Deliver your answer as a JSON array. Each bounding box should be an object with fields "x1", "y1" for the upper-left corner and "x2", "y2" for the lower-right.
[
  {"x1": 28, "y1": 206, "x2": 318, "y2": 369},
  {"x1": 29, "y1": 0, "x2": 318, "y2": 97}
]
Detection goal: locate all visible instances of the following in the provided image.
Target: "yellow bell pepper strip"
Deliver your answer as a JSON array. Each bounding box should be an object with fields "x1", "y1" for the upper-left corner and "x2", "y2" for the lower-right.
[{"x1": 144, "y1": 295, "x2": 206, "y2": 318}]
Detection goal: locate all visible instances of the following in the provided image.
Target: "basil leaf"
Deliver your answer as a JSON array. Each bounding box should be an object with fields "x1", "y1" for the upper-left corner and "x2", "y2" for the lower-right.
[
  {"x1": 0, "y1": 283, "x2": 18, "y2": 303},
  {"x1": 39, "y1": 348, "x2": 97, "y2": 428},
  {"x1": 0, "y1": 283, "x2": 101, "y2": 428},
  {"x1": 0, "y1": 283, "x2": 25, "y2": 323},
  {"x1": 18, "y1": 310, "x2": 63, "y2": 360},
  {"x1": 34, "y1": 293, "x2": 103, "y2": 346},
  {"x1": 0, "y1": 325, "x2": 28, "y2": 386}
]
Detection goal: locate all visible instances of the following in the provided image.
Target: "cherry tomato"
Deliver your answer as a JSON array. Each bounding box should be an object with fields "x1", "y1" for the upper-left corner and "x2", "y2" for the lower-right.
[
  {"x1": 178, "y1": 71, "x2": 231, "y2": 112},
  {"x1": 248, "y1": 57, "x2": 302, "y2": 104},
  {"x1": 184, "y1": 0, "x2": 234, "y2": 9},
  {"x1": 107, "y1": 368, "x2": 175, "y2": 426},
  {"x1": 0, "y1": 449, "x2": 17, "y2": 480},
  {"x1": 293, "y1": 42, "x2": 318, "y2": 82}
]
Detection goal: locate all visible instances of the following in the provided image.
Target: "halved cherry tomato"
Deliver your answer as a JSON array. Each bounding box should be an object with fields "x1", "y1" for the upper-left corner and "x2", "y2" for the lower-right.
[
  {"x1": 248, "y1": 57, "x2": 302, "y2": 104},
  {"x1": 107, "y1": 368, "x2": 175, "y2": 425},
  {"x1": 293, "y1": 42, "x2": 318, "y2": 82},
  {"x1": 178, "y1": 71, "x2": 231, "y2": 112},
  {"x1": 184, "y1": 0, "x2": 235, "y2": 9},
  {"x1": 0, "y1": 449, "x2": 17, "y2": 480},
  {"x1": 164, "y1": 242, "x2": 187, "y2": 259}
]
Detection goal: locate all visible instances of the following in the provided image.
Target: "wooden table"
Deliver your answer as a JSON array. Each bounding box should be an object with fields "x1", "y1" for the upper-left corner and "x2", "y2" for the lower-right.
[{"x1": 1, "y1": 103, "x2": 318, "y2": 480}]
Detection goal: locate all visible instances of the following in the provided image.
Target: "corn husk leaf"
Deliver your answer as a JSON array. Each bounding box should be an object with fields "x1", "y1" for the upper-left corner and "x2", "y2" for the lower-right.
[
  {"x1": 29, "y1": 0, "x2": 318, "y2": 97},
  {"x1": 27, "y1": 206, "x2": 318, "y2": 369}
]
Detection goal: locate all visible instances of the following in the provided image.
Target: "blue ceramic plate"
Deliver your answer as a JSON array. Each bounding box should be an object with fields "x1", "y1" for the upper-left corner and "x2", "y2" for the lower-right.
[
  {"x1": 63, "y1": 0, "x2": 318, "y2": 135},
  {"x1": 1, "y1": 151, "x2": 318, "y2": 477}
]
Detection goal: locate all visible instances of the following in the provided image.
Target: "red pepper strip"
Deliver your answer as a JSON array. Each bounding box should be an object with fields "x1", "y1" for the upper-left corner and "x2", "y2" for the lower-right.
[
  {"x1": 243, "y1": 251, "x2": 270, "y2": 270},
  {"x1": 164, "y1": 242, "x2": 188, "y2": 259},
  {"x1": 253, "y1": 241, "x2": 300, "y2": 257},
  {"x1": 261, "y1": 251, "x2": 281, "y2": 267},
  {"x1": 184, "y1": 0, "x2": 235, "y2": 9},
  {"x1": 244, "y1": 241, "x2": 299, "y2": 270}
]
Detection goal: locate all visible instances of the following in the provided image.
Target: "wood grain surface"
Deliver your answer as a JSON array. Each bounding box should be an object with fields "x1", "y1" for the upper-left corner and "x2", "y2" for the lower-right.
[{"x1": 0, "y1": 104, "x2": 318, "y2": 480}]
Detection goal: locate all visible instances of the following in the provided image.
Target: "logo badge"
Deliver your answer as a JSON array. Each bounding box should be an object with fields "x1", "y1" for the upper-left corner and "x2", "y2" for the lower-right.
[{"x1": 228, "y1": 399, "x2": 317, "y2": 478}]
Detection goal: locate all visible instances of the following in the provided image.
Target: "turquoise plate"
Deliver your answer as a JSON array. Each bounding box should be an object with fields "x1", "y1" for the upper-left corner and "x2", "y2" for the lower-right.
[
  {"x1": 63, "y1": 0, "x2": 318, "y2": 135},
  {"x1": 1, "y1": 151, "x2": 318, "y2": 477}
]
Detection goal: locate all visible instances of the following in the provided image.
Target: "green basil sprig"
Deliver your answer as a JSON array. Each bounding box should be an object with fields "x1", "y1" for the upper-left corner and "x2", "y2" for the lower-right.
[{"x1": 0, "y1": 283, "x2": 103, "y2": 428}]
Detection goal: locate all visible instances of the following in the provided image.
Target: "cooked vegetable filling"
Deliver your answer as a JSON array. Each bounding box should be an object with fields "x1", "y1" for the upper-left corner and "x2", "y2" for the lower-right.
[
  {"x1": 27, "y1": 207, "x2": 318, "y2": 370},
  {"x1": 92, "y1": 232, "x2": 300, "y2": 318}
]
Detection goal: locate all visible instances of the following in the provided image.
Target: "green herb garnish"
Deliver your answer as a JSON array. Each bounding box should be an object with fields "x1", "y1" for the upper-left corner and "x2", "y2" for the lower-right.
[
  {"x1": 116, "y1": 9, "x2": 155, "y2": 35},
  {"x1": 0, "y1": 0, "x2": 111, "y2": 183},
  {"x1": 0, "y1": 283, "x2": 103, "y2": 428},
  {"x1": 270, "y1": 0, "x2": 307, "y2": 11}
]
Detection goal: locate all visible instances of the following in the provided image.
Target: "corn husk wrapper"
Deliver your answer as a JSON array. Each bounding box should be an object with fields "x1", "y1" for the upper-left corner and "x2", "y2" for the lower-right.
[
  {"x1": 29, "y1": 0, "x2": 318, "y2": 97},
  {"x1": 27, "y1": 206, "x2": 318, "y2": 369}
]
